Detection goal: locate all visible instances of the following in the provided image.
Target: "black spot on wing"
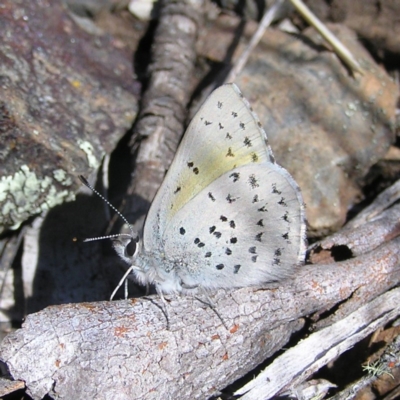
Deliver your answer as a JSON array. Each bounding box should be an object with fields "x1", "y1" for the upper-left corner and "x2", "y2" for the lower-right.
[
  {"x1": 282, "y1": 212, "x2": 290, "y2": 222},
  {"x1": 255, "y1": 232, "x2": 263, "y2": 242},
  {"x1": 251, "y1": 153, "x2": 259, "y2": 163},
  {"x1": 248, "y1": 174, "x2": 259, "y2": 189},
  {"x1": 226, "y1": 147, "x2": 234, "y2": 157},
  {"x1": 258, "y1": 205, "x2": 268, "y2": 212},
  {"x1": 278, "y1": 197, "x2": 287, "y2": 207},
  {"x1": 226, "y1": 194, "x2": 236, "y2": 203},
  {"x1": 272, "y1": 183, "x2": 282, "y2": 194},
  {"x1": 229, "y1": 172, "x2": 240, "y2": 182},
  {"x1": 187, "y1": 161, "x2": 199, "y2": 175}
]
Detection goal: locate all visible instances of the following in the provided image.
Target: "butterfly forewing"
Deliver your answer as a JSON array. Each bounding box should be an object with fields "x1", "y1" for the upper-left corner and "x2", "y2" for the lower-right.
[{"x1": 144, "y1": 84, "x2": 275, "y2": 252}]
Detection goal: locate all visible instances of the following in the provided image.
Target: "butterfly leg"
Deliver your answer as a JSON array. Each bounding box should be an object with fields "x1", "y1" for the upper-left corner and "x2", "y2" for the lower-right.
[
  {"x1": 180, "y1": 281, "x2": 228, "y2": 328},
  {"x1": 145, "y1": 282, "x2": 150, "y2": 295},
  {"x1": 155, "y1": 284, "x2": 171, "y2": 330},
  {"x1": 124, "y1": 278, "x2": 128, "y2": 299},
  {"x1": 110, "y1": 265, "x2": 136, "y2": 301}
]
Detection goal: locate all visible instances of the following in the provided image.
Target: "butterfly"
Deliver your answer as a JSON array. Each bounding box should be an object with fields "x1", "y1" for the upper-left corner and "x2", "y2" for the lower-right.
[{"x1": 82, "y1": 83, "x2": 306, "y2": 304}]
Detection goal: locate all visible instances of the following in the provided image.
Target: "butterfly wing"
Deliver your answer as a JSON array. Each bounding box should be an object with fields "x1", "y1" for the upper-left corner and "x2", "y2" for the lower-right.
[
  {"x1": 143, "y1": 83, "x2": 275, "y2": 252},
  {"x1": 163, "y1": 163, "x2": 306, "y2": 288}
]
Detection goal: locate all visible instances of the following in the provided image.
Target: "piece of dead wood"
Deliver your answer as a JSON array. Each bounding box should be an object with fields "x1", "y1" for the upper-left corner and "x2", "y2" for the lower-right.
[
  {"x1": 310, "y1": 203, "x2": 400, "y2": 261},
  {"x1": 345, "y1": 178, "x2": 400, "y2": 230},
  {"x1": 0, "y1": 376, "x2": 25, "y2": 397},
  {"x1": 121, "y1": 0, "x2": 203, "y2": 231},
  {"x1": 0, "y1": 207, "x2": 399, "y2": 399},
  {"x1": 235, "y1": 287, "x2": 400, "y2": 399},
  {"x1": 308, "y1": 178, "x2": 400, "y2": 330}
]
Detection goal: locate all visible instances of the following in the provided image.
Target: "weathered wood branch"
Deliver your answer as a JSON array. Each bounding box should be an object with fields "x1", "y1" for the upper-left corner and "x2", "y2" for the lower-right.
[
  {"x1": 122, "y1": 0, "x2": 203, "y2": 230},
  {"x1": 0, "y1": 208, "x2": 399, "y2": 398},
  {"x1": 235, "y1": 287, "x2": 400, "y2": 399}
]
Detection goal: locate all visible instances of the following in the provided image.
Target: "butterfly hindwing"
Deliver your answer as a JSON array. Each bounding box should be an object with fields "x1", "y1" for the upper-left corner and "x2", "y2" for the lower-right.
[{"x1": 163, "y1": 163, "x2": 306, "y2": 288}]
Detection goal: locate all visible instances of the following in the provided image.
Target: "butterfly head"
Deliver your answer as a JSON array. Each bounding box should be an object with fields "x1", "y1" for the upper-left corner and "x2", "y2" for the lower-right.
[
  {"x1": 111, "y1": 232, "x2": 140, "y2": 266},
  {"x1": 111, "y1": 232, "x2": 155, "y2": 287}
]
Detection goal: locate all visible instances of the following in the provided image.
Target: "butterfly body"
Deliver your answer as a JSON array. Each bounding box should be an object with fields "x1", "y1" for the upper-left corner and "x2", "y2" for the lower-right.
[{"x1": 113, "y1": 84, "x2": 307, "y2": 296}]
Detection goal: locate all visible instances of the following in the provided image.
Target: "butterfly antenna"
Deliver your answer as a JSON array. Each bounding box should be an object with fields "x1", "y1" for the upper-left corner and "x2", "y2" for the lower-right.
[{"x1": 79, "y1": 175, "x2": 136, "y2": 239}]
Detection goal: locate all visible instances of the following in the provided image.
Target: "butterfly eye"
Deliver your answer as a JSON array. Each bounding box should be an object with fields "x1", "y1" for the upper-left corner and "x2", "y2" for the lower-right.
[{"x1": 125, "y1": 237, "x2": 139, "y2": 258}]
